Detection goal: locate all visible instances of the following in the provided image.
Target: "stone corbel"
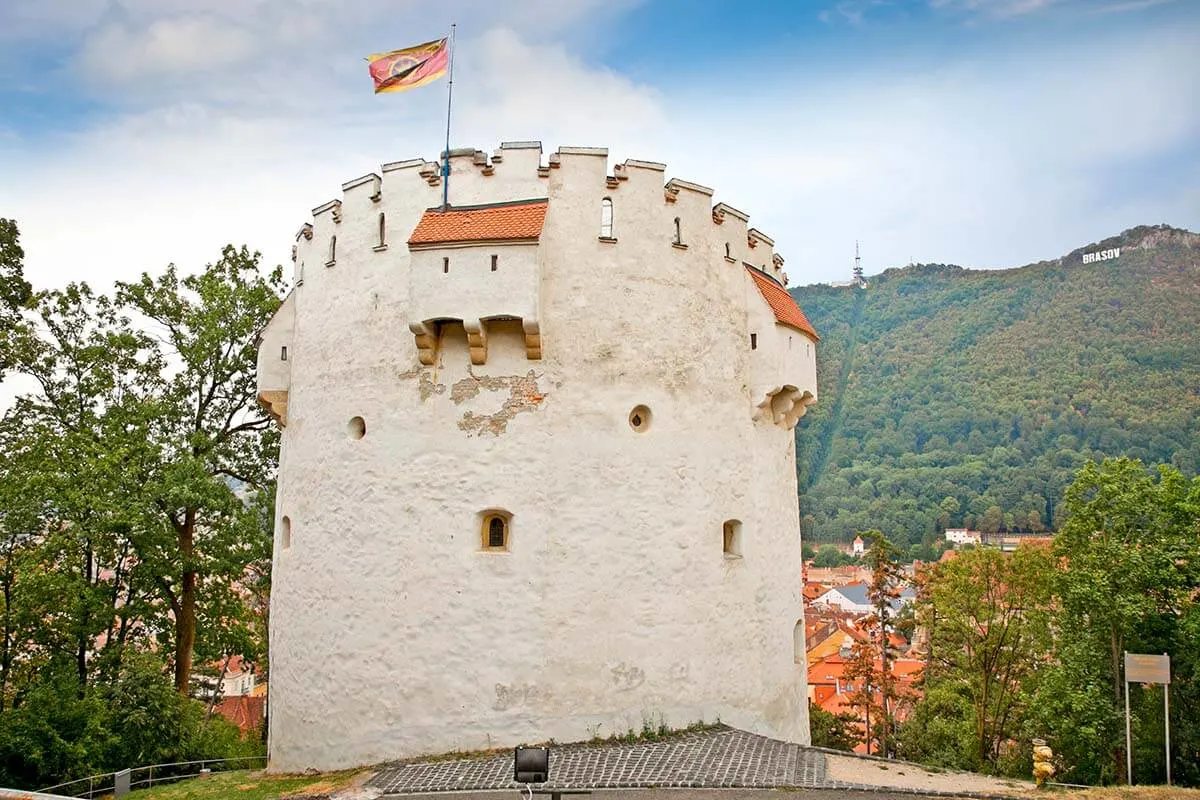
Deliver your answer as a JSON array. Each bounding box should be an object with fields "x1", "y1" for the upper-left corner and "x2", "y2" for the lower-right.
[
  {"x1": 298, "y1": 223, "x2": 313, "y2": 241},
  {"x1": 664, "y1": 186, "x2": 680, "y2": 204},
  {"x1": 464, "y1": 319, "x2": 488, "y2": 365},
  {"x1": 331, "y1": 200, "x2": 343, "y2": 224},
  {"x1": 410, "y1": 320, "x2": 439, "y2": 366},
  {"x1": 754, "y1": 386, "x2": 816, "y2": 429},
  {"x1": 523, "y1": 319, "x2": 542, "y2": 360},
  {"x1": 258, "y1": 390, "x2": 289, "y2": 428}
]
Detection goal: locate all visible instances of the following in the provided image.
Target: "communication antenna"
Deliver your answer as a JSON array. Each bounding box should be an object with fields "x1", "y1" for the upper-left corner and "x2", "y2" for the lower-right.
[{"x1": 853, "y1": 240, "x2": 864, "y2": 284}]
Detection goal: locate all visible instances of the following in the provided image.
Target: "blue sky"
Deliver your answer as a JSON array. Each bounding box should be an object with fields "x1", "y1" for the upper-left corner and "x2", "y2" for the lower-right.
[{"x1": 0, "y1": 0, "x2": 1197, "y2": 292}]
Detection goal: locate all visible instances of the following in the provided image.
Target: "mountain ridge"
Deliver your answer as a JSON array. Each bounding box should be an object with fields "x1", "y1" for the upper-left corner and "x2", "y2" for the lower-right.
[{"x1": 790, "y1": 224, "x2": 1200, "y2": 552}]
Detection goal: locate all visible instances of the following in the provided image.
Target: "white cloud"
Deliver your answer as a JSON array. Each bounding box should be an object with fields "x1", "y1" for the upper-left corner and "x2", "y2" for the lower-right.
[
  {"x1": 928, "y1": 0, "x2": 1065, "y2": 17},
  {"x1": 818, "y1": 1, "x2": 893, "y2": 25},
  {"x1": 0, "y1": 1, "x2": 1196, "y2": 312},
  {"x1": 77, "y1": 16, "x2": 257, "y2": 83}
]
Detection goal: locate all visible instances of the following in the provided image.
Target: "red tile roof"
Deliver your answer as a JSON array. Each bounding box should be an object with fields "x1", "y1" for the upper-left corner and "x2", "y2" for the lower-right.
[
  {"x1": 747, "y1": 267, "x2": 819, "y2": 340},
  {"x1": 214, "y1": 695, "x2": 265, "y2": 733},
  {"x1": 408, "y1": 199, "x2": 548, "y2": 246}
]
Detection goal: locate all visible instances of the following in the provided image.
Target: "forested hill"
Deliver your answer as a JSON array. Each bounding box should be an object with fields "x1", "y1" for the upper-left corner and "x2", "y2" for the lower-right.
[{"x1": 790, "y1": 224, "x2": 1200, "y2": 554}]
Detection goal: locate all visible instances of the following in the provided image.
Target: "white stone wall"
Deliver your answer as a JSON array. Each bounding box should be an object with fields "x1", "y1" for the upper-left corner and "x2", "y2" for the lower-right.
[
  {"x1": 256, "y1": 292, "x2": 294, "y2": 393},
  {"x1": 263, "y1": 143, "x2": 818, "y2": 771}
]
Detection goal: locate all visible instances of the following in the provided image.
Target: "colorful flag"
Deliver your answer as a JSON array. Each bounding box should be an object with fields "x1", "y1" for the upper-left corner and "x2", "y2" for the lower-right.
[{"x1": 367, "y1": 38, "x2": 449, "y2": 94}]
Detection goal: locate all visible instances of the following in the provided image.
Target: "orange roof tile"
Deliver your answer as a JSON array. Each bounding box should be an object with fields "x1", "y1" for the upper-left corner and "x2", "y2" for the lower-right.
[
  {"x1": 408, "y1": 199, "x2": 548, "y2": 246},
  {"x1": 747, "y1": 267, "x2": 819, "y2": 339},
  {"x1": 214, "y1": 695, "x2": 265, "y2": 733}
]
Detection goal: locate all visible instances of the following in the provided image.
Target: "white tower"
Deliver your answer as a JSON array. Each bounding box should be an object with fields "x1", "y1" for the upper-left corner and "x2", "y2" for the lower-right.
[{"x1": 257, "y1": 143, "x2": 820, "y2": 771}]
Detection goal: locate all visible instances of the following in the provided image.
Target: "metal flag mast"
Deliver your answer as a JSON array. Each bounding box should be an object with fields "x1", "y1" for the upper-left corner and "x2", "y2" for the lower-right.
[{"x1": 441, "y1": 23, "x2": 457, "y2": 211}]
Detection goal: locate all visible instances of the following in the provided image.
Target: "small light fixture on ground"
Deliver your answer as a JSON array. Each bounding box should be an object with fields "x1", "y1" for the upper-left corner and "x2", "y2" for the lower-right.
[{"x1": 514, "y1": 745, "x2": 549, "y2": 784}]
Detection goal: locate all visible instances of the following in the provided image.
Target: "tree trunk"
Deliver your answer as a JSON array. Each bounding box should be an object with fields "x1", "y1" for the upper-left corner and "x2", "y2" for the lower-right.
[
  {"x1": 174, "y1": 509, "x2": 197, "y2": 694},
  {"x1": 206, "y1": 653, "x2": 230, "y2": 722},
  {"x1": 77, "y1": 540, "x2": 93, "y2": 691},
  {"x1": 1, "y1": 572, "x2": 11, "y2": 713}
]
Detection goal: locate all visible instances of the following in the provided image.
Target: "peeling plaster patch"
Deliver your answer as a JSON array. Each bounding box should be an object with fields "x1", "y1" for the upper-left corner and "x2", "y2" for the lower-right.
[
  {"x1": 456, "y1": 370, "x2": 545, "y2": 437},
  {"x1": 493, "y1": 682, "x2": 548, "y2": 711},
  {"x1": 398, "y1": 366, "x2": 446, "y2": 401},
  {"x1": 610, "y1": 663, "x2": 646, "y2": 691}
]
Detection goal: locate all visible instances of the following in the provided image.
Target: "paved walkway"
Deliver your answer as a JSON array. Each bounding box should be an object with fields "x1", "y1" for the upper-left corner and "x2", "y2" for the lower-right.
[{"x1": 367, "y1": 728, "x2": 824, "y2": 794}]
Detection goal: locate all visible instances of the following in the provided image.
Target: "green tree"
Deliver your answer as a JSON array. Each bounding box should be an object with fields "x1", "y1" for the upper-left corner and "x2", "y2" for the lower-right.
[
  {"x1": 896, "y1": 683, "x2": 975, "y2": 770},
  {"x1": 1048, "y1": 458, "x2": 1200, "y2": 783},
  {"x1": 843, "y1": 530, "x2": 906, "y2": 757},
  {"x1": 979, "y1": 505, "x2": 1004, "y2": 536},
  {"x1": 0, "y1": 219, "x2": 33, "y2": 376},
  {"x1": 915, "y1": 544, "x2": 1054, "y2": 771},
  {"x1": 812, "y1": 544, "x2": 852, "y2": 568},
  {"x1": 808, "y1": 701, "x2": 858, "y2": 751},
  {"x1": 937, "y1": 496, "x2": 960, "y2": 531},
  {"x1": 114, "y1": 245, "x2": 283, "y2": 692},
  {"x1": 2, "y1": 283, "x2": 162, "y2": 689}
]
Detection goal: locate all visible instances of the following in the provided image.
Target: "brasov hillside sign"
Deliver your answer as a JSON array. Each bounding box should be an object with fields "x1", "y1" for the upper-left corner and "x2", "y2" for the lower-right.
[{"x1": 1083, "y1": 247, "x2": 1121, "y2": 264}]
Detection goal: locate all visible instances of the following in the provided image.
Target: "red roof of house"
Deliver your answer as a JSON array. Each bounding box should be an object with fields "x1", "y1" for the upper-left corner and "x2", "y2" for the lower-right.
[
  {"x1": 408, "y1": 199, "x2": 548, "y2": 246},
  {"x1": 747, "y1": 267, "x2": 819, "y2": 339},
  {"x1": 803, "y1": 582, "x2": 829, "y2": 602},
  {"x1": 214, "y1": 695, "x2": 265, "y2": 733}
]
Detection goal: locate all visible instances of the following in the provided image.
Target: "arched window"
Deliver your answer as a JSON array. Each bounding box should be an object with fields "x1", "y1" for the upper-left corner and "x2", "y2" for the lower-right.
[
  {"x1": 281, "y1": 516, "x2": 292, "y2": 550},
  {"x1": 794, "y1": 620, "x2": 805, "y2": 664},
  {"x1": 725, "y1": 242, "x2": 732, "y2": 259},
  {"x1": 378, "y1": 212, "x2": 386, "y2": 247},
  {"x1": 600, "y1": 198, "x2": 614, "y2": 239},
  {"x1": 481, "y1": 510, "x2": 511, "y2": 551},
  {"x1": 327, "y1": 235, "x2": 336, "y2": 266},
  {"x1": 673, "y1": 217, "x2": 682, "y2": 245}
]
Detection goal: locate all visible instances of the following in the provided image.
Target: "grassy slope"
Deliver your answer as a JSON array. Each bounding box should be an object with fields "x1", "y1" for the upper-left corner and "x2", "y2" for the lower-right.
[
  {"x1": 791, "y1": 225, "x2": 1200, "y2": 547},
  {"x1": 127, "y1": 769, "x2": 366, "y2": 800}
]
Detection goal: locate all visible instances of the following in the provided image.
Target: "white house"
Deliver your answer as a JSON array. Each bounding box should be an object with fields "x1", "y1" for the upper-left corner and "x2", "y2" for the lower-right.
[
  {"x1": 813, "y1": 582, "x2": 916, "y2": 615},
  {"x1": 258, "y1": 142, "x2": 822, "y2": 771},
  {"x1": 945, "y1": 528, "x2": 982, "y2": 546}
]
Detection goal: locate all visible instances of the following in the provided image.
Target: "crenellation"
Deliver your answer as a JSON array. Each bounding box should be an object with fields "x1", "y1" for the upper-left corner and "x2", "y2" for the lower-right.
[
  {"x1": 341, "y1": 173, "x2": 382, "y2": 200},
  {"x1": 712, "y1": 202, "x2": 749, "y2": 224},
  {"x1": 623, "y1": 158, "x2": 667, "y2": 172},
  {"x1": 381, "y1": 157, "x2": 428, "y2": 173},
  {"x1": 747, "y1": 228, "x2": 774, "y2": 248},
  {"x1": 312, "y1": 199, "x2": 342, "y2": 222},
  {"x1": 665, "y1": 178, "x2": 714, "y2": 198},
  {"x1": 557, "y1": 146, "x2": 609, "y2": 157}
]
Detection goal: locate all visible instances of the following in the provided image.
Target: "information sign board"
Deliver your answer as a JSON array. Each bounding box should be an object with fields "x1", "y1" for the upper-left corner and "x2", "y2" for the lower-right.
[{"x1": 1125, "y1": 652, "x2": 1171, "y2": 684}]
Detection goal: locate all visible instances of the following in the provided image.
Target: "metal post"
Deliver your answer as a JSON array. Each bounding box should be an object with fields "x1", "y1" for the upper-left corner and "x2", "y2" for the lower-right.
[
  {"x1": 440, "y1": 23, "x2": 457, "y2": 211},
  {"x1": 114, "y1": 768, "x2": 131, "y2": 798},
  {"x1": 1124, "y1": 670, "x2": 1133, "y2": 785},
  {"x1": 1165, "y1": 682, "x2": 1171, "y2": 786}
]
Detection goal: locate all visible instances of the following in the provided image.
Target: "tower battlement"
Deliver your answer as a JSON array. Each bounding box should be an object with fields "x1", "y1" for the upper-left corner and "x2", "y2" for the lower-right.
[
  {"x1": 294, "y1": 143, "x2": 788, "y2": 285},
  {"x1": 258, "y1": 143, "x2": 819, "y2": 772}
]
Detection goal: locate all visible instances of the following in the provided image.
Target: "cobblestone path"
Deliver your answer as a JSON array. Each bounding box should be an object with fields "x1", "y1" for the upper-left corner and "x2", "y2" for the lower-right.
[{"x1": 367, "y1": 726, "x2": 827, "y2": 795}]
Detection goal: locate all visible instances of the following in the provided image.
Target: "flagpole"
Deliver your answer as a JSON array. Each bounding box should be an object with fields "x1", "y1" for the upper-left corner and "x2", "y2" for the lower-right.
[{"x1": 441, "y1": 23, "x2": 457, "y2": 212}]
